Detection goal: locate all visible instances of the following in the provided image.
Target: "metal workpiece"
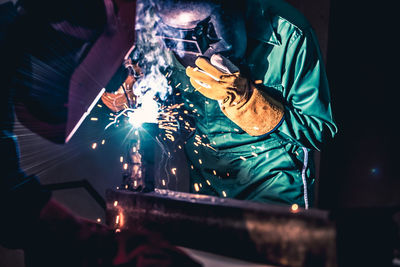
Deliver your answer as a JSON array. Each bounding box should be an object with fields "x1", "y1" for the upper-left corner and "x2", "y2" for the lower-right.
[{"x1": 106, "y1": 189, "x2": 337, "y2": 267}]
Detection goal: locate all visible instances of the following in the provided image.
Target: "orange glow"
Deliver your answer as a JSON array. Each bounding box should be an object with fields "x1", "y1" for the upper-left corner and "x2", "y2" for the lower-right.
[
  {"x1": 171, "y1": 168, "x2": 177, "y2": 175},
  {"x1": 291, "y1": 204, "x2": 299, "y2": 212},
  {"x1": 194, "y1": 183, "x2": 200, "y2": 192},
  {"x1": 118, "y1": 212, "x2": 124, "y2": 227}
]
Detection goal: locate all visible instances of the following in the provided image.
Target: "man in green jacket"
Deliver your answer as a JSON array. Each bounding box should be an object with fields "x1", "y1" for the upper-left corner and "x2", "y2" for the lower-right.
[{"x1": 133, "y1": 0, "x2": 337, "y2": 208}]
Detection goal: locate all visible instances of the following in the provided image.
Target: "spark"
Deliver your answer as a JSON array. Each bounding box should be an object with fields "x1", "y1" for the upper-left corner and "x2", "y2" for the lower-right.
[
  {"x1": 213, "y1": 170, "x2": 217, "y2": 175},
  {"x1": 206, "y1": 144, "x2": 217, "y2": 151},
  {"x1": 97, "y1": 104, "x2": 103, "y2": 108},
  {"x1": 101, "y1": 139, "x2": 105, "y2": 145},
  {"x1": 123, "y1": 163, "x2": 128, "y2": 170},
  {"x1": 120, "y1": 156, "x2": 124, "y2": 163},
  {"x1": 114, "y1": 201, "x2": 118, "y2": 207},
  {"x1": 92, "y1": 143, "x2": 97, "y2": 149},
  {"x1": 222, "y1": 191, "x2": 227, "y2": 197},
  {"x1": 171, "y1": 168, "x2": 177, "y2": 175},
  {"x1": 162, "y1": 179, "x2": 166, "y2": 186},
  {"x1": 194, "y1": 183, "x2": 200, "y2": 192},
  {"x1": 97, "y1": 218, "x2": 101, "y2": 223},
  {"x1": 199, "y1": 159, "x2": 203, "y2": 164},
  {"x1": 206, "y1": 180, "x2": 211, "y2": 185},
  {"x1": 251, "y1": 152, "x2": 258, "y2": 157},
  {"x1": 105, "y1": 108, "x2": 135, "y2": 130},
  {"x1": 116, "y1": 212, "x2": 124, "y2": 227},
  {"x1": 240, "y1": 156, "x2": 247, "y2": 161},
  {"x1": 291, "y1": 204, "x2": 299, "y2": 212},
  {"x1": 90, "y1": 117, "x2": 98, "y2": 121},
  {"x1": 166, "y1": 134, "x2": 175, "y2": 141}
]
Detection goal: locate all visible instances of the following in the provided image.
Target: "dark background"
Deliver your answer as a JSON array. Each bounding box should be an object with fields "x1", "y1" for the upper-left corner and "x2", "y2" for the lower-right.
[
  {"x1": 319, "y1": 0, "x2": 398, "y2": 209},
  {"x1": 1, "y1": 0, "x2": 399, "y2": 266},
  {"x1": 288, "y1": 0, "x2": 399, "y2": 210}
]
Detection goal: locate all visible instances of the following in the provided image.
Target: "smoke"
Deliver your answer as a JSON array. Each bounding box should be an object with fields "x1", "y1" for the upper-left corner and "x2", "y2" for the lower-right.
[{"x1": 131, "y1": 0, "x2": 173, "y2": 107}]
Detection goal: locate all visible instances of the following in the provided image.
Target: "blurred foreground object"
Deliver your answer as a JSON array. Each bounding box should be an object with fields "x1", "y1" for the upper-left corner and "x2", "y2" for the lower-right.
[{"x1": 107, "y1": 189, "x2": 399, "y2": 267}]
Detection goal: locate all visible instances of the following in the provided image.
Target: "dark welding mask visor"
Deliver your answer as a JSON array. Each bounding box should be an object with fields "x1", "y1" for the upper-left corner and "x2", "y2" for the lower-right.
[{"x1": 156, "y1": 16, "x2": 220, "y2": 56}]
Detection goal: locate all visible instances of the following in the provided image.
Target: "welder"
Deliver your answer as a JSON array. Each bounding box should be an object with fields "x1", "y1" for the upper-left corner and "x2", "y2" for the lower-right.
[
  {"x1": 150, "y1": 0, "x2": 338, "y2": 208},
  {"x1": 0, "y1": 0, "x2": 200, "y2": 266}
]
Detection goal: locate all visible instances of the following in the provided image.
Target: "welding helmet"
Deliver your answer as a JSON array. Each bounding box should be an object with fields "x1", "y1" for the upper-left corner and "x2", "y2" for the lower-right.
[
  {"x1": 12, "y1": 0, "x2": 136, "y2": 143},
  {"x1": 152, "y1": 0, "x2": 247, "y2": 67}
]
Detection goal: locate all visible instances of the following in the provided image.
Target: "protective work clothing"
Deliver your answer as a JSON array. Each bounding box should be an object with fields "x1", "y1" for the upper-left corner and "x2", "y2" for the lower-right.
[{"x1": 163, "y1": 0, "x2": 337, "y2": 208}]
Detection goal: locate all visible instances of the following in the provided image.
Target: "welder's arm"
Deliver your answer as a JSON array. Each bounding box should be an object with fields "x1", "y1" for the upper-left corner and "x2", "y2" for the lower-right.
[
  {"x1": 186, "y1": 55, "x2": 284, "y2": 136},
  {"x1": 276, "y1": 31, "x2": 337, "y2": 150}
]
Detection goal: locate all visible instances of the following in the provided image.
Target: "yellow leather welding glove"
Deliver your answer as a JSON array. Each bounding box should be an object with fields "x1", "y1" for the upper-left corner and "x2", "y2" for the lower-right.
[
  {"x1": 186, "y1": 54, "x2": 284, "y2": 136},
  {"x1": 102, "y1": 74, "x2": 137, "y2": 112}
]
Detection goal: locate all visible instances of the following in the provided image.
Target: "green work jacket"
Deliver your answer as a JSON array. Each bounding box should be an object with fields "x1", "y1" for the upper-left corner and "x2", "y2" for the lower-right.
[{"x1": 167, "y1": 0, "x2": 337, "y2": 208}]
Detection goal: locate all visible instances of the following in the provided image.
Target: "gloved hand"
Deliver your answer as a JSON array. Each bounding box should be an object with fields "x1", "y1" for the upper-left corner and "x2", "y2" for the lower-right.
[
  {"x1": 185, "y1": 55, "x2": 250, "y2": 106},
  {"x1": 101, "y1": 63, "x2": 142, "y2": 112},
  {"x1": 186, "y1": 54, "x2": 284, "y2": 136}
]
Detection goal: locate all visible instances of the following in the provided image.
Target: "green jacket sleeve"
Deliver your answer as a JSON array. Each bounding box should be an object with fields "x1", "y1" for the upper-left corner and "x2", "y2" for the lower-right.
[{"x1": 278, "y1": 29, "x2": 337, "y2": 150}]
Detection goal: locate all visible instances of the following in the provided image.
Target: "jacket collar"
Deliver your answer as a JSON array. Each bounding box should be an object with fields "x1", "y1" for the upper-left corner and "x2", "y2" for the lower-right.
[{"x1": 246, "y1": 1, "x2": 281, "y2": 46}]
